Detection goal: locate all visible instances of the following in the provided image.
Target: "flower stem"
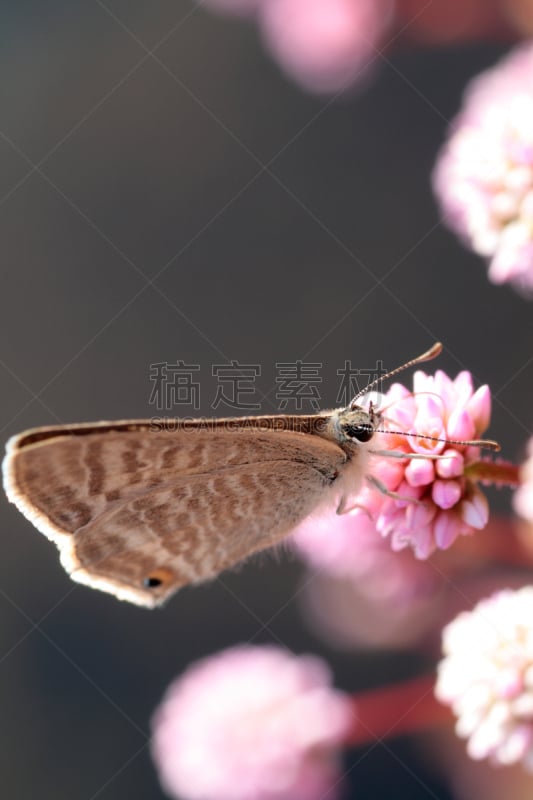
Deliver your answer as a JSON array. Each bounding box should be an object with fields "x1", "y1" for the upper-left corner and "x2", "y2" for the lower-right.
[
  {"x1": 346, "y1": 675, "x2": 451, "y2": 747},
  {"x1": 465, "y1": 459, "x2": 520, "y2": 486}
]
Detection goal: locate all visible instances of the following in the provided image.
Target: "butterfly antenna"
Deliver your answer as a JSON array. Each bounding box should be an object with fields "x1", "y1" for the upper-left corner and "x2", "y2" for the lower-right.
[
  {"x1": 349, "y1": 342, "x2": 442, "y2": 409},
  {"x1": 374, "y1": 427, "x2": 501, "y2": 452}
]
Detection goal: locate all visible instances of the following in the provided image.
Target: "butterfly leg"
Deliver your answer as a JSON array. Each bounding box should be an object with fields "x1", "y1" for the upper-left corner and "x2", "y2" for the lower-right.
[
  {"x1": 336, "y1": 495, "x2": 371, "y2": 516},
  {"x1": 366, "y1": 474, "x2": 423, "y2": 504}
]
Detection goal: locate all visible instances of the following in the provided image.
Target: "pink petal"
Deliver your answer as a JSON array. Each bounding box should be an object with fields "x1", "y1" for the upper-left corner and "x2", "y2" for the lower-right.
[
  {"x1": 433, "y1": 511, "x2": 461, "y2": 549},
  {"x1": 499, "y1": 724, "x2": 533, "y2": 764},
  {"x1": 390, "y1": 528, "x2": 411, "y2": 552},
  {"x1": 405, "y1": 458, "x2": 435, "y2": 487},
  {"x1": 412, "y1": 526, "x2": 436, "y2": 560},
  {"x1": 466, "y1": 384, "x2": 492, "y2": 434},
  {"x1": 460, "y1": 490, "x2": 489, "y2": 529},
  {"x1": 432, "y1": 479, "x2": 463, "y2": 510},
  {"x1": 387, "y1": 383, "x2": 412, "y2": 402},
  {"x1": 489, "y1": 244, "x2": 525, "y2": 283},
  {"x1": 412, "y1": 370, "x2": 431, "y2": 395},
  {"x1": 433, "y1": 370, "x2": 455, "y2": 409},
  {"x1": 495, "y1": 668, "x2": 524, "y2": 700},
  {"x1": 416, "y1": 394, "x2": 444, "y2": 420},
  {"x1": 387, "y1": 404, "x2": 415, "y2": 430},
  {"x1": 409, "y1": 419, "x2": 446, "y2": 455},
  {"x1": 453, "y1": 371, "x2": 475, "y2": 405},
  {"x1": 390, "y1": 480, "x2": 423, "y2": 508},
  {"x1": 436, "y1": 448, "x2": 464, "y2": 478},
  {"x1": 370, "y1": 458, "x2": 404, "y2": 491},
  {"x1": 376, "y1": 505, "x2": 405, "y2": 538},
  {"x1": 447, "y1": 408, "x2": 476, "y2": 442},
  {"x1": 405, "y1": 501, "x2": 437, "y2": 530}
]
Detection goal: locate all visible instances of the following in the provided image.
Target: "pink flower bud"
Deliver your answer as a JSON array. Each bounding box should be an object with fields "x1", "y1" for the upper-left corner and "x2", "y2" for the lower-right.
[
  {"x1": 410, "y1": 525, "x2": 436, "y2": 560},
  {"x1": 466, "y1": 385, "x2": 492, "y2": 434},
  {"x1": 495, "y1": 668, "x2": 524, "y2": 701},
  {"x1": 405, "y1": 458, "x2": 435, "y2": 487},
  {"x1": 432, "y1": 479, "x2": 463, "y2": 510},
  {"x1": 453, "y1": 371, "x2": 475, "y2": 405},
  {"x1": 447, "y1": 408, "x2": 476, "y2": 442},
  {"x1": 416, "y1": 394, "x2": 445, "y2": 420},
  {"x1": 460, "y1": 490, "x2": 489, "y2": 529},
  {"x1": 433, "y1": 511, "x2": 461, "y2": 549},
  {"x1": 406, "y1": 497, "x2": 436, "y2": 522},
  {"x1": 371, "y1": 458, "x2": 404, "y2": 491},
  {"x1": 436, "y1": 448, "x2": 464, "y2": 479}
]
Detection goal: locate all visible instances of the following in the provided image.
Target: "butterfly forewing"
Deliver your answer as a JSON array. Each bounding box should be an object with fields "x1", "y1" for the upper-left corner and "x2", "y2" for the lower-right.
[{"x1": 3, "y1": 417, "x2": 347, "y2": 607}]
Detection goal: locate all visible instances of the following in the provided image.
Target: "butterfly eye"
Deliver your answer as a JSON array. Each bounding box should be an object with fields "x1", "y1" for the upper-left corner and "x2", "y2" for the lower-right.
[
  {"x1": 343, "y1": 424, "x2": 374, "y2": 443},
  {"x1": 143, "y1": 568, "x2": 175, "y2": 589}
]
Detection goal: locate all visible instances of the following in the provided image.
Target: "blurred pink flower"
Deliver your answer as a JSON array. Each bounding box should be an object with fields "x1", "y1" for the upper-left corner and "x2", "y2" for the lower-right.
[
  {"x1": 433, "y1": 44, "x2": 533, "y2": 292},
  {"x1": 353, "y1": 370, "x2": 492, "y2": 559},
  {"x1": 293, "y1": 510, "x2": 439, "y2": 601},
  {"x1": 514, "y1": 437, "x2": 533, "y2": 523},
  {"x1": 258, "y1": 0, "x2": 394, "y2": 93},
  {"x1": 292, "y1": 513, "x2": 442, "y2": 648},
  {"x1": 300, "y1": 570, "x2": 443, "y2": 651},
  {"x1": 151, "y1": 645, "x2": 352, "y2": 800},
  {"x1": 436, "y1": 586, "x2": 533, "y2": 771}
]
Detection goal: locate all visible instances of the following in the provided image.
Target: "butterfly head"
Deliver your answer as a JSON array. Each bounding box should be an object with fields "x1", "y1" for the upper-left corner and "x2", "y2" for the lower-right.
[
  {"x1": 331, "y1": 402, "x2": 381, "y2": 445},
  {"x1": 328, "y1": 343, "x2": 444, "y2": 449}
]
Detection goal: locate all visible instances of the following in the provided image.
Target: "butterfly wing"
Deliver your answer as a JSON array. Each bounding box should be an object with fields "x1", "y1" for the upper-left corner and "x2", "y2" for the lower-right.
[{"x1": 3, "y1": 420, "x2": 347, "y2": 607}]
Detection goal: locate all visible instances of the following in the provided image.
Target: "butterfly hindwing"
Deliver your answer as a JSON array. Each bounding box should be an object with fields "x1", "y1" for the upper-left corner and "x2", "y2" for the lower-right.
[{"x1": 3, "y1": 420, "x2": 347, "y2": 606}]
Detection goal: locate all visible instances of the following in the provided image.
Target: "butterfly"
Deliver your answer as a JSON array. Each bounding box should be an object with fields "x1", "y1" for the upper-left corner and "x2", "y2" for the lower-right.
[{"x1": 2, "y1": 343, "x2": 499, "y2": 608}]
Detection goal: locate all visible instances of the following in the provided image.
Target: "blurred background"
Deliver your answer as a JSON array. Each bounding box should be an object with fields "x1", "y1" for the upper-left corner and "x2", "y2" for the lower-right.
[{"x1": 1, "y1": 1, "x2": 532, "y2": 798}]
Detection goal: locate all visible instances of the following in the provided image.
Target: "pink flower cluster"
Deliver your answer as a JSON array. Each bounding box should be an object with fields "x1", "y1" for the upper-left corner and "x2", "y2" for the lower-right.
[
  {"x1": 354, "y1": 369, "x2": 492, "y2": 559},
  {"x1": 434, "y1": 44, "x2": 533, "y2": 292},
  {"x1": 436, "y1": 587, "x2": 533, "y2": 771},
  {"x1": 198, "y1": 0, "x2": 394, "y2": 93},
  {"x1": 151, "y1": 645, "x2": 352, "y2": 800}
]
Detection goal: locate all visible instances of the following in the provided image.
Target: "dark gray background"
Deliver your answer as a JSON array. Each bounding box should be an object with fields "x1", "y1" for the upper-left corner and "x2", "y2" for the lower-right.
[{"x1": 0, "y1": 3, "x2": 531, "y2": 798}]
